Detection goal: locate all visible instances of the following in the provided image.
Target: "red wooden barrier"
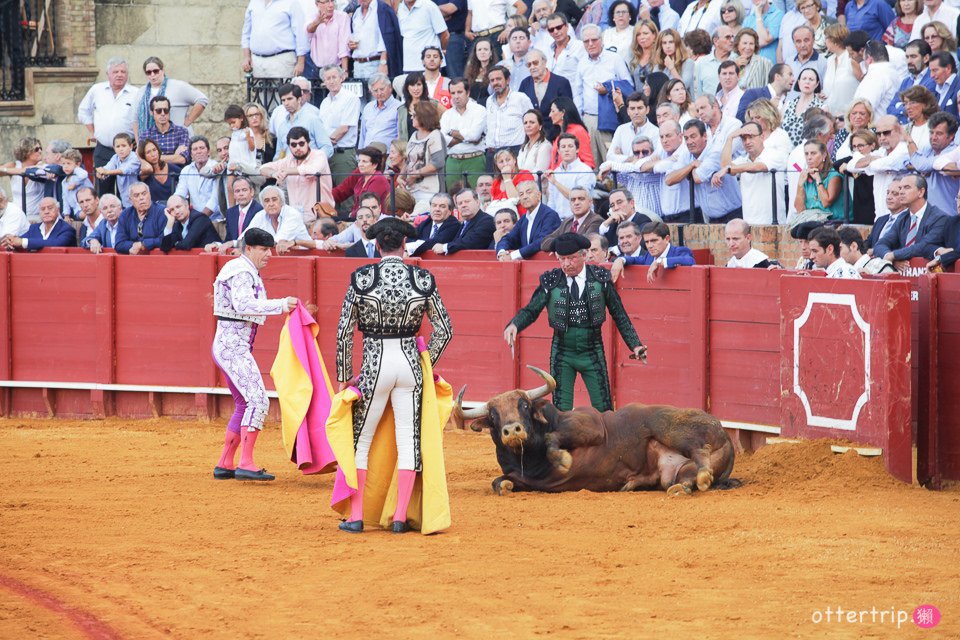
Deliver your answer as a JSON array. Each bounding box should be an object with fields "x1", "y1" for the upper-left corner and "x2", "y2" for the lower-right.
[
  {"x1": 778, "y1": 276, "x2": 912, "y2": 483},
  {"x1": 0, "y1": 252, "x2": 948, "y2": 484}
]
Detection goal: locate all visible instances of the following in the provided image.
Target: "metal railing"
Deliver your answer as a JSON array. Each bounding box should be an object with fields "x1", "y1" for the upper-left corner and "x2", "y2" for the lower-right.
[
  {"x1": 0, "y1": 0, "x2": 64, "y2": 102},
  {"x1": 21, "y1": 0, "x2": 63, "y2": 66}
]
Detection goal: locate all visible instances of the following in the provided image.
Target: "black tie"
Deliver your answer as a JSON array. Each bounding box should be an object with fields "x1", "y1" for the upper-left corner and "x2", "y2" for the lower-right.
[{"x1": 570, "y1": 278, "x2": 579, "y2": 300}]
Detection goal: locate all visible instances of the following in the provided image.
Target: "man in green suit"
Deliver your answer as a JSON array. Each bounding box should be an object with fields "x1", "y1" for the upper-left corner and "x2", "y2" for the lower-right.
[{"x1": 504, "y1": 233, "x2": 647, "y2": 411}]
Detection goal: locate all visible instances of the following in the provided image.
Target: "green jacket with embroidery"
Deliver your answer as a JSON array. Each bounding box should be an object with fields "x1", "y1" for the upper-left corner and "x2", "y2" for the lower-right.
[{"x1": 509, "y1": 264, "x2": 642, "y2": 349}]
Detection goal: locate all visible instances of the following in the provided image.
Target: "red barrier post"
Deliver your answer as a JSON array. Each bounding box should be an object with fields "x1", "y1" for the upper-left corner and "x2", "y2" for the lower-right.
[
  {"x1": 92, "y1": 255, "x2": 116, "y2": 417},
  {"x1": 916, "y1": 273, "x2": 939, "y2": 488},
  {"x1": 779, "y1": 276, "x2": 912, "y2": 483},
  {"x1": 0, "y1": 253, "x2": 10, "y2": 415}
]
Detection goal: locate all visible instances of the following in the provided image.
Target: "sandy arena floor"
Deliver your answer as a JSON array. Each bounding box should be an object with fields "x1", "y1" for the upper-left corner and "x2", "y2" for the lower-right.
[{"x1": 0, "y1": 417, "x2": 957, "y2": 639}]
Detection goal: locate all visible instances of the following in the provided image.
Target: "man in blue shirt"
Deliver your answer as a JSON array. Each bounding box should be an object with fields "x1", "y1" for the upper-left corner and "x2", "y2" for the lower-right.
[
  {"x1": 743, "y1": 0, "x2": 785, "y2": 64},
  {"x1": 913, "y1": 111, "x2": 960, "y2": 214},
  {"x1": 272, "y1": 83, "x2": 334, "y2": 158},
  {"x1": 359, "y1": 74, "x2": 401, "y2": 148},
  {"x1": 844, "y1": 0, "x2": 895, "y2": 41}
]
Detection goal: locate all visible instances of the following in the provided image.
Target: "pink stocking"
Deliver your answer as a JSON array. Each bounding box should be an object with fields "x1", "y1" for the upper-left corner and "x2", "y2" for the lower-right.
[
  {"x1": 217, "y1": 430, "x2": 241, "y2": 469},
  {"x1": 393, "y1": 470, "x2": 417, "y2": 523},
  {"x1": 349, "y1": 469, "x2": 367, "y2": 523},
  {"x1": 238, "y1": 429, "x2": 260, "y2": 471}
]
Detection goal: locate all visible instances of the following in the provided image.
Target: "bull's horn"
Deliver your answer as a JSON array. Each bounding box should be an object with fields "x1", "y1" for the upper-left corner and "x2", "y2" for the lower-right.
[
  {"x1": 457, "y1": 386, "x2": 490, "y2": 419},
  {"x1": 525, "y1": 365, "x2": 557, "y2": 400}
]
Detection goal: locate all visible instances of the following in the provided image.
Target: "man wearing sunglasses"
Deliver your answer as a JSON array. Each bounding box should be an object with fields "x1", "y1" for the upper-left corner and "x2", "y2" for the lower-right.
[
  {"x1": 260, "y1": 126, "x2": 334, "y2": 228},
  {"x1": 141, "y1": 96, "x2": 191, "y2": 166},
  {"x1": 544, "y1": 13, "x2": 586, "y2": 82},
  {"x1": 851, "y1": 115, "x2": 910, "y2": 220}
]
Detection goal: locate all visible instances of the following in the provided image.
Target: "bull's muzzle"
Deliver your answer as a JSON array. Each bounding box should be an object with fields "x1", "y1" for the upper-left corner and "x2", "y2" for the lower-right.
[{"x1": 500, "y1": 422, "x2": 528, "y2": 449}]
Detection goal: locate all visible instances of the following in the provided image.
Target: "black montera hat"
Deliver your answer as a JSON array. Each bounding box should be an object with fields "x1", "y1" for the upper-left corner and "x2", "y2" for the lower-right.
[
  {"x1": 243, "y1": 228, "x2": 275, "y2": 248},
  {"x1": 365, "y1": 216, "x2": 417, "y2": 241},
  {"x1": 554, "y1": 232, "x2": 591, "y2": 256}
]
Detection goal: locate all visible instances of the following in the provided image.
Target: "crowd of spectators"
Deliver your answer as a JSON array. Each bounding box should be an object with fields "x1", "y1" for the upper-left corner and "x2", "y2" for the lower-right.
[{"x1": 2, "y1": 0, "x2": 959, "y2": 276}]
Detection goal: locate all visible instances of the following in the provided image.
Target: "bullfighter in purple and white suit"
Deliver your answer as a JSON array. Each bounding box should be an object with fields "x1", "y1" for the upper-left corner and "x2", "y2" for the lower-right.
[{"x1": 211, "y1": 227, "x2": 297, "y2": 481}]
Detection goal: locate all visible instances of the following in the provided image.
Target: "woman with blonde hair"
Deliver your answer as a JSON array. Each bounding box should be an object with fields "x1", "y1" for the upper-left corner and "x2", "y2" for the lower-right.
[
  {"x1": 745, "y1": 98, "x2": 793, "y2": 157},
  {"x1": 733, "y1": 28, "x2": 771, "y2": 89},
  {"x1": 921, "y1": 21, "x2": 957, "y2": 56},
  {"x1": 650, "y1": 28, "x2": 695, "y2": 88},
  {"x1": 242, "y1": 102, "x2": 275, "y2": 165},
  {"x1": 629, "y1": 19, "x2": 658, "y2": 88},
  {"x1": 0, "y1": 137, "x2": 44, "y2": 218},
  {"x1": 833, "y1": 99, "x2": 874, "y2": 160},
  {"x1": 838, "y1": 129, "x2": 878, "y2": 225}
]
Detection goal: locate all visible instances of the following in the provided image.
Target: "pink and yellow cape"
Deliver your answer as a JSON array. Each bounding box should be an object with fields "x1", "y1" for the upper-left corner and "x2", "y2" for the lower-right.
[
  {"x1": 269, "y1": 304, "x2": 338, "y2": 475},
  {"x1": 326, "y1": 339, "x2": 453, "y2": 535}
]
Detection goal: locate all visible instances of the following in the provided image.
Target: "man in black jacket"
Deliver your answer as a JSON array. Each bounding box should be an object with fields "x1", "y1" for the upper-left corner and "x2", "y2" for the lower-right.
[
  {"x1": 434, "y1": 188, "x2": 495, "y2": 254},
  {"x1": 160, "y1": 195, "x2": 221, "y2": 252}
]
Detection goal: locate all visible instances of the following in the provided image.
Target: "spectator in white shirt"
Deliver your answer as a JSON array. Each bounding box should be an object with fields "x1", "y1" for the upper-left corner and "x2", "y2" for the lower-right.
[
  {"x1": 398, "y1": 0, "x2": 449, "y2": 73},
  {"x1": 544, "y1": 13, "x2": 587, "y2": 81},
  {"x1": 77, "y1": 57, "x2": 138, "y2": 193},
  {"x1": 910, "y1": 0, "x2": 960, "y2": 40},
  {"x1": 245, "y1": 186, "x2": 311, "y2": 253},
  {"x1": 545, "y1": 133, "x2": 596, "y2": 219},
  {"x1": 441, "y1": 78, "x2": 488, "y2": 189},
  {"x1": 716, "y1": 60, "x2": 745, "y2": 122},
  {"x1": 608, "y1": 92, "x2": 660, "y2": 162},
  {"x1": 485, "y1": 65, "x2": 534, "y2": 170},
  {"x1": 725, "y1": 218, "x2": 772, "y2": 267},
  {"x1": 716, "y1": 122, "x2": 787, "y2": 224},
  {"x1": 240, "y1": 0, "x2": 308, "y2": 78},
  {"x1": 810, "y1": 227, "x2": 862, "y2": 278},
  {"x1": 852, "y1": 39, "x2": 901, "y2": 114},
  {"x1": 319, "y1": 65, "x2": 361, "y2": 188},
  {"x1": 575, "y1": 24, "x2": 632, "y2": 164},
  {"x1": 0, "y1": 187, "x2": 28, "y2": 238},
  {"x1": 850, "y1": 115, "x2": 910, "y2": 217}
]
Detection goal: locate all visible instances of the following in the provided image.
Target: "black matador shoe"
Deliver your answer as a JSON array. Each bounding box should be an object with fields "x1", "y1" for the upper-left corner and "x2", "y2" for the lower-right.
[
  {"x1": 235, "y1": 468, "x2": 276, "y2": 481},
  {"x1": 212, "y1": 466, "x2": 236, "y2": 480},
  {"x1": 391, "y1": 520, "x2": 411, "y2": 534},
  {"x1": 339, "y1": 520, "x2": 364, "y2": 533}
]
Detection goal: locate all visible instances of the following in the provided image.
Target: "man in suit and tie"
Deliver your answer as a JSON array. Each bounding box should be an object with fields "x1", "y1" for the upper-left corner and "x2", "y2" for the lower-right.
[
  {"x1": 866, "y1": 178, "x2": 905, "y2": 251},
  {"x1": 518, "y1": 49, "x2": 573, "y2": 134},
  {"x1": 433, "y1": 188, "x2": 495, "y2": 254},
  {"x1": 160, "y1": 195, "x2": 222, "y2": 252},
  {"x1": 408, "y1": 192, "x2": 460, "y2": 256},
  {"x1": 736, "y1": 64, "x2": 794, "y2": 123},
  {"x1": 874, "y1": 174, "x2": 950, "y2": 267},
  {"x1": 599, "y1": 188, "x2": 658, "y2": 254},
  {"x1": 610, "y1": 221, "x2": 695, "y2": 283},
  {"x1": 929, "y1": 52, "x2": 960, "y2": 117},
  {"x1": 224, "y1": 177, "x2": 262, "y2": 243},
  {"x1": 1, "y1": 197, "x2": 76, "y2": 251},
  {"x1": 541, "y1": 186, "x2": 604, "y2": 252},
  {"x1": 344, "y1": 207, "x2": 381, "y2": 258},
  {"x1": 496, "y1": 180, "x2": 562, "y2": 260}
]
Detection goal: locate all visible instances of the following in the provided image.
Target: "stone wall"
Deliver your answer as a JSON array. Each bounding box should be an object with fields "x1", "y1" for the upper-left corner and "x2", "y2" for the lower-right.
[
  {"x1": 0, "y1": 0, "x2": 248, "y2": 179},
  {"x1": 671, "y1": 223, "x2": 873, "y2": 267}
]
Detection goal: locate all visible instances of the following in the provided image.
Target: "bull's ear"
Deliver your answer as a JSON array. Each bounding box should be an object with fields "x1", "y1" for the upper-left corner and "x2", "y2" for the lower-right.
[
  {"x1": 470, "y1": 417, "x2": 491, "y2": 433},
  {"x1": 531, "y1": 398, "x2": 550, "y2": 425}
]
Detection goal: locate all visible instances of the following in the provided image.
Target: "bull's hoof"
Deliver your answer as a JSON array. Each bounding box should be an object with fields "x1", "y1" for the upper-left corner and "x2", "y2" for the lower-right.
[
  {"x1": 697, "y1": 467, "x2": 714, "y2": 492},
  {"x1": 620, "y1": 479, "x2": 640, "y2": 492},
  {"x1": 495, "y1": 479, "x2": 514, "y2": 496},
  {"x1": 548, "y1": 448, "x2": 573, "y2": 474},
  {"x1": 667, "y1": 483, "x2": 692, "y2": 496}
]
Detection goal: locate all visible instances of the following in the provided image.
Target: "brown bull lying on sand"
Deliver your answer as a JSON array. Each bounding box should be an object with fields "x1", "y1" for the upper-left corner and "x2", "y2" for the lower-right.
[{"x1": 457, "y1": 366, "x2": 738, "y2": 495}]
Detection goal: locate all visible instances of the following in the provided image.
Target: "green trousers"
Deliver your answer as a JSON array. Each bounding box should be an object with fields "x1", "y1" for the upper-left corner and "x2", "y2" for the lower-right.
[
  {"x1": 549, "y1": 327, "x2": 612, "y2": 412},
  {"x1": 329, "y1": 148, "x2": 357, "y2": 216},
  {"x1": 445, "y1": 154, "x2": 486, "y2": 191}
]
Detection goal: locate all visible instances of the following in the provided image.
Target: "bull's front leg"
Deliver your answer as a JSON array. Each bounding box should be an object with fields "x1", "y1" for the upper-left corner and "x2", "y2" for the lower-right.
[
  {"x1": 544, "y1": 433, "x2": 573, "y2": 475},
  {"x1": 492, "y1": 475, "x2": 533, "y2": 496}
]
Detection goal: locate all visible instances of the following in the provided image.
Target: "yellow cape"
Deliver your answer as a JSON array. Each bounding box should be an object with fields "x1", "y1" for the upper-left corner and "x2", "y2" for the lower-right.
[{"x1": 326, "y1": 350, "x2": 452, "y2": 535}]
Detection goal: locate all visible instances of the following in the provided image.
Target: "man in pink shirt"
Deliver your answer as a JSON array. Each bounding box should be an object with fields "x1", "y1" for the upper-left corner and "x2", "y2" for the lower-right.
[
  {"x1": 260, "y1": 126, "x2": 334, "y2": 227},
  {"x1": 305, "y1": 0, "x2": 351, "y2": 78}
]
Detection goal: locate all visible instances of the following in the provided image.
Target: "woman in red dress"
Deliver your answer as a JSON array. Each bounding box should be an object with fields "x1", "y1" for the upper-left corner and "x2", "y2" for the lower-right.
[{"x1": 547, "y1": 97, "x2": 595, "y2": 170}]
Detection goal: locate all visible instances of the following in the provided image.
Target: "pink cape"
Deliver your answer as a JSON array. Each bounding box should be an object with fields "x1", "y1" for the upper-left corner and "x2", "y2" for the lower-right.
[{"x1": 275, "y1": 304, "x2": 337, "y2": 475}]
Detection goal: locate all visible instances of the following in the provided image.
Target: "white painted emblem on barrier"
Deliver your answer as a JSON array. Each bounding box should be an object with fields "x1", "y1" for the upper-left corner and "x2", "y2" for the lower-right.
[{"x1": 793, "y1": 293, "x2": 871, "y2": 431}]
